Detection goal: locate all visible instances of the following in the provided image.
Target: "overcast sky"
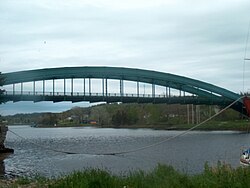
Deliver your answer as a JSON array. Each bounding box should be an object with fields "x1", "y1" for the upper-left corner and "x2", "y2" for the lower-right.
[{"x1": 1, "y1": 0, "x2": 250, "y2": 115}]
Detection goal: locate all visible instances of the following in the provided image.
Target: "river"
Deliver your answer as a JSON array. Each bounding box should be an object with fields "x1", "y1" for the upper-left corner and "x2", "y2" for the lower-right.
[{"x1": 1, "y1": 125, "x2": 250, "y2": 178}]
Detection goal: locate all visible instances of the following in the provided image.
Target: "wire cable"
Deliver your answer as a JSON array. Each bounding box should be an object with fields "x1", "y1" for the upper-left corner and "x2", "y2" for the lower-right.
[
  {"x1": 8, "y1": 129, "x2": 78, "y2": 154},
  {"x1": 243, "y1": 20, "x2": 250, "y2": 93}
]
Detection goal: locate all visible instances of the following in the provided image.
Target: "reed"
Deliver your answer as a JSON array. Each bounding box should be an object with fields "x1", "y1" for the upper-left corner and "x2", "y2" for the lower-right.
[{"x1": 2, "y1": 163, "x2": 250, "y2": 188}]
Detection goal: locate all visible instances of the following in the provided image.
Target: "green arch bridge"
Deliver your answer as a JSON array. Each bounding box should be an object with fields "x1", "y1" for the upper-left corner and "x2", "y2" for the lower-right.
[{"x1": 1, "y1": 66, "x2": 250, "y2": 116}]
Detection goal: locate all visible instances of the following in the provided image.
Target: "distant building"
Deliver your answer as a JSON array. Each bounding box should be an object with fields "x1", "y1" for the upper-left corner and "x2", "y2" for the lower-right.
[
  {"x1": 66, "y1": 115, "x2": 79, "y2": 122},
  {"x1": 89, "y1": 120, "x2": 97, "y2": 125}
]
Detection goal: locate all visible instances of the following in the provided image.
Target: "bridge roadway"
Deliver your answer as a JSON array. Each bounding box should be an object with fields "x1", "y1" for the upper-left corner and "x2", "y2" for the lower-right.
[
  {"x1": 3, "y1": 91, "x2": 232, "y2": 105},
  {"x1": 1, "y1": 66, "x2": 248, "y2": 115}
]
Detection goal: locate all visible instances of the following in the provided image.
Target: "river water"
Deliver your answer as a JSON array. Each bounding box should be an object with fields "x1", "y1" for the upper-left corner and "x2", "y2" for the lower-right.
[{"x1": 2, "y1": 125, "x2": 250, "y2": 178}]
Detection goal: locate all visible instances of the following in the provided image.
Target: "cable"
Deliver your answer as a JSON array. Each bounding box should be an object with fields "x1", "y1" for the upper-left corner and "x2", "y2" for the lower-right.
[
  {"x1": 8, "y1": 129, "x2": 78, "y2": 155},
  {"x1": 243, "y1": 20, "x2": 250, "y2": 93},
  {"x1": 8, "y1": 96, "x2": 244, "y2": 156}
]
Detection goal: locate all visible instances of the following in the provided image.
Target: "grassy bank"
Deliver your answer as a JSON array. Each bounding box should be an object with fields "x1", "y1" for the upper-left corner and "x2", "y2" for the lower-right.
[
  {"x1": 99, "y1": 120, "x2": 250, "y2": 131},
  {"x1": 1, "y1": 163, "x2": 250, "y2": 188},
  {"x1": 36, "y1": 119, "x2": 250, "y2": 132},
  {"x1": 149, "y1": 120, "x2": 250, "y2": 131}
]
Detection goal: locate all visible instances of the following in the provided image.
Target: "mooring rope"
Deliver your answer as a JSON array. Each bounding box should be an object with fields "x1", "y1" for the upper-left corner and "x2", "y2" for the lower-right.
[{"x1": 8, "y1": 96, "x2": 244, "y2": 156}]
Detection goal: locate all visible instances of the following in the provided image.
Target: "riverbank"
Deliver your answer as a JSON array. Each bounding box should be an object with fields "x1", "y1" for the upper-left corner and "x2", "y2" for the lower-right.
[
  {"x1": 0, "y1": 125, "x2": 14, "y2": 155},
  {"x1": 34, "y1": 119, "x2": 250, "y2": 132},
  {"x1": 0, "y1": 163, "x2": 249, "y2": 188},
  {"x1": 0, "y1": 148, "x2": 14, "y2": 154},
  {"x1": 102, "y1": 120, "x2": 250, "y2": 131}
]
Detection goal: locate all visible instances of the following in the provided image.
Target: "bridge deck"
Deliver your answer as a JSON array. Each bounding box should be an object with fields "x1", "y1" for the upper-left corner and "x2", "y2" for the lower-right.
[{"x1": 4, "y1": 92, "x2": 232, "y2": 105}]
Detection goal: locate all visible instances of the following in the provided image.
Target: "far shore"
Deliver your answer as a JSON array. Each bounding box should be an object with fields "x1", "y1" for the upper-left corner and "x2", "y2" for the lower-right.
[{"x1": 9, "y1": 119, "x2": 250, "y2": 132}]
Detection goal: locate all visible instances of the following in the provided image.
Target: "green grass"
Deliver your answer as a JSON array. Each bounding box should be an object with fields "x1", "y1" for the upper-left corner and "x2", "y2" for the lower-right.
[
  {"x1": 37, "y1": 119, "x2": 250, "y2": 132},
  {"x1": 143, "y1": 120, "x2": 250, "y2": 131},
  {"x1": 98, "y1": 119, "x2": 250, "y2": 132},
  {"x1": 2, "y1": 163, "x2": 250, "y2": 188}
]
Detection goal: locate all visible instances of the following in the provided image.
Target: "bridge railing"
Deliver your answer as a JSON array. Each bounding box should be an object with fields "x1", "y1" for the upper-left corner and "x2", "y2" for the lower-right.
[{"x1": 4, "y1": 91, "x2": 176, "y2": 98}]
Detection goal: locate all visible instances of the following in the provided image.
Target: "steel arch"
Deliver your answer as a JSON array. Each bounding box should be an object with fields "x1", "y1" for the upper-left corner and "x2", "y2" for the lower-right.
[{"x1": 2, "y1": 66, "x2": 241, "y2": 102}]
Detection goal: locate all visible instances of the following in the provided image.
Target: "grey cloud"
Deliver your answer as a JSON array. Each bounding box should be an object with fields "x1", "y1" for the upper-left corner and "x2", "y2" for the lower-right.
[{"x1": 1, "y1": 0, "x2": 250, "y2": 114}]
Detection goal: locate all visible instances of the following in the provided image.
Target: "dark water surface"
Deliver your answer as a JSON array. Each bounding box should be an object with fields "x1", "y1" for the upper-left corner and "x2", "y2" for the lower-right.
[{"x1": 2, "y1": 125, "x2": 250, "y2": 177}]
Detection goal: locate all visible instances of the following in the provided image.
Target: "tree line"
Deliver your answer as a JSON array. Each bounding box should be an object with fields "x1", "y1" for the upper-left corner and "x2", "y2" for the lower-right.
[{"x1": 2, "y1": 102, "x2": 242, "y2": 127}]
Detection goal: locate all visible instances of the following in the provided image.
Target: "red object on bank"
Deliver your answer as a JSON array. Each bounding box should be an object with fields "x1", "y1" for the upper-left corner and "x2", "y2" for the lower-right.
[{"x1": 243, "y1": 96, "x2": 250, "y2": 117}]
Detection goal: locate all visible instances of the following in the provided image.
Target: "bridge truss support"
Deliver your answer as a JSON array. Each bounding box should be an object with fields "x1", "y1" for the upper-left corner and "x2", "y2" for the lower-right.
[
  {"x1": 53, "y1": 79, "x2": 55, "y2": 96},
  {"x1": 21, "y1": 82, "x2": 23, "y2": 95},
  {"x1": 64, "y1": 79, "x2": 66, "y2": 96},
  {"x1": 43, "y1": 80, "x2": 45, "y2": 96},
  {"x1": 33, "y1": 81, "x2": 36, "y2": 95},
  {"x1": 152, "y1": 83, "x2": 155, "y2": 98},
  {"x1": 120, "y1": 79, "x2": 124, "y2": 97},
  {"x1": 12, "y1": 84, "x2": 15, "y2": 96},
  {"x1": 89, "y1": 78, "x2": 91, "y2": 96},
  {"x1": 105, "y1": 78, "x2": 108, "y2": 97},
  {"x1": 83, "y1": 78, "x2": 85, "y2": 96},
  {"x1": 137, "y1": 81, "x2": 139, "y2": 98}
]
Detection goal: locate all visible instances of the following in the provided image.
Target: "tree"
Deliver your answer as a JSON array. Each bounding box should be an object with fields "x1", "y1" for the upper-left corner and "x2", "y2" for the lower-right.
[
  {"x1": 0, "y1": 72, "x2": 5, "y2": 104},
  {"x1": 90, "y1": 106, "x2": 110, "y2": 126},
  {"x1": 0, "y1": 72, "x2": 8, "y2": 152},
  {"x1": 111, "y1": 106, "x2": 138, "y2": 126},
  {"x1": 37, "y1": 113, "x2": 58, "y2": 126},
  {"x1": 112, "y1": 109, "x2": 127, "y2": 126}
]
